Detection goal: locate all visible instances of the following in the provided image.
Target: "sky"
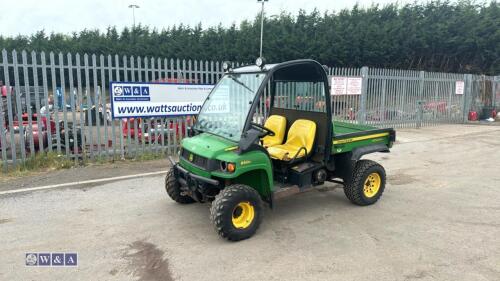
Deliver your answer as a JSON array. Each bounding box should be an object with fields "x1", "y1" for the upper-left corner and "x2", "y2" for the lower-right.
[{"x1": 1, "y1": 0, "x2": 423, "y2": 37}]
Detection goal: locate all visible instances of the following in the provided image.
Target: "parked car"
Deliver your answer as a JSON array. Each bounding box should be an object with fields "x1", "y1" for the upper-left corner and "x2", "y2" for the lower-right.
[
  {"x1": 24, "y1": 119, "x2": 83, "y2": 153},
  {"x1": 121, "y1": 116, "x2": 192, "y2": 143}
]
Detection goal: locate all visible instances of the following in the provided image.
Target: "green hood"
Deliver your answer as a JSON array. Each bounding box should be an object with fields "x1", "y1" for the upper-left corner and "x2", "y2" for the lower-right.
[{"x1": 181, "y1": 133, "x2": 237, "y2": 159}]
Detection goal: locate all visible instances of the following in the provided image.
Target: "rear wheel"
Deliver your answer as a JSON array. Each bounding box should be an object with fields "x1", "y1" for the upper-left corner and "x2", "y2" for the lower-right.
[
  {"x1": 344, "y1": 160, "x2": 386, "y2": 206},
  {"x1": 210, "y1": 184, "x2": 263, "y2": 241},
  {"x1": 165, "y1": 167, "x2": 195, "y2": 204}
]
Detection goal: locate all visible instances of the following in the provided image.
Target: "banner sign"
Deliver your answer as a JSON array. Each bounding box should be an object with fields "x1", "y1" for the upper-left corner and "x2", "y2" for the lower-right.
[
  {"x1": 110, "y1": 82, "x2": 214, "y2": 118},
  {"x1": 331, "y1": 76, "x2": 362, "y2": 95}
]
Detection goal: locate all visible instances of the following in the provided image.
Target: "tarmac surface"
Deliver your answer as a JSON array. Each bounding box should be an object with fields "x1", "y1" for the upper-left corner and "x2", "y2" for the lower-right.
[{"x1": 1, "y1": 124, "x2": 499, "y2": 281}]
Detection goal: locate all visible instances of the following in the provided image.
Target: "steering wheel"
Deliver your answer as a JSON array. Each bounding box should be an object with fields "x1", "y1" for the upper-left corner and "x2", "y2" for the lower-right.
[{"x1": 251, "y1": 122, "x2": 275, "y2": 138}]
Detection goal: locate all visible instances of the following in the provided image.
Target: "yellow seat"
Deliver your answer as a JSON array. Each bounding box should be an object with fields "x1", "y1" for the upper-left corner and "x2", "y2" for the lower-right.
[
  {"x1": 267, "y1": 119, "x2": 316, "y2": 161},
  {"x1": 262, "y1": 115, "x2": 287, "y2": 148}
]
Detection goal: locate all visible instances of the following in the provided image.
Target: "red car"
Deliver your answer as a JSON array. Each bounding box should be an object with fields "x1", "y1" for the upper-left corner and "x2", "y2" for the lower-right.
[
  {"x1": 121, "y1": 117, "x2": 191, "y2": 143},
  {"x1": 424, "y1": 101, "x2": 447, "y2": 113},
  {"x1": 20, "y1": 113, "x2": 57, "y2": 152}
]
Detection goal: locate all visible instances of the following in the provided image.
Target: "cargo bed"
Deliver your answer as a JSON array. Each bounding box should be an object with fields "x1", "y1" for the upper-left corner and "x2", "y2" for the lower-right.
[{"x1": 332, "y1": 121, "x2": 395, "y2": 154}]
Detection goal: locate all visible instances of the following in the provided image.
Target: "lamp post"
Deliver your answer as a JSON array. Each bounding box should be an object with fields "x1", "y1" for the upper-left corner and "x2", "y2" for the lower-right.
[
  {"x1": 128, "y1": 4, "x2": 140, "y2": 27},
  {"x1": 257, "y1": 0, "x2": 268, "y2": 58}
]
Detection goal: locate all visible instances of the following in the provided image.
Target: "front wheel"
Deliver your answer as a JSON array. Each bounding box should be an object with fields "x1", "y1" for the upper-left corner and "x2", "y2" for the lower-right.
[
  {"x1": 210, "y1": 184, "x2": 263, "y2": 241},
  {"x1": 344, "y1": 160, "x2": 386, "y2": 206},
  {"x1": 165, "y1": 167, "x2": 195, "y2": 204}
]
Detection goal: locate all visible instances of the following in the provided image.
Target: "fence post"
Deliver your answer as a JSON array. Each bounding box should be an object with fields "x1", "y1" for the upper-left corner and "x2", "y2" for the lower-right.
[
  {"x1": 463, "y1": 74, "x2": 473, "y2": 123},
  {"x1": 1, "y1": 49, "x2": 13, "y2": 170},
  {"x1": 12, "y1": 50, "x2": 27, "y2": 162},
  {"x1": 359, "y1": 66, "x2": 369, "y2": 125},
  {"x1": 0, "y1": 73, "x2": 7, "y2": 171},
  {"x1": 492, "y1": 76, "x2": 498, "y2": 109},
  {"x1": 416, "y1": 71, "x2": 425, "y2": 128},
  {"x1": 0, "y1": 87, "x2": 7, "y2": 171}
]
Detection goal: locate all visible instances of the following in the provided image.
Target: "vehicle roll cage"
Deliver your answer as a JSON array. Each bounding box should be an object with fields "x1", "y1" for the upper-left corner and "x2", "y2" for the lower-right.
[{"x1": 236, "y1": 59, "x2": 333, "y2": 164}]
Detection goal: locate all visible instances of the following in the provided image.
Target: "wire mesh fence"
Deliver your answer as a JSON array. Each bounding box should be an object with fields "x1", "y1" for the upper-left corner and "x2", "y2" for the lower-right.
[{"x1": 1, "y1": 49, "x2": 498, "y2": 171}]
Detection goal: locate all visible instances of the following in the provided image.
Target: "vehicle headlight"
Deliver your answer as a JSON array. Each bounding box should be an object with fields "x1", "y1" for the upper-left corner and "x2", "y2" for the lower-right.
[
  {"x1": 220, "y1": 161, "x2": 236, "y2": 173},
  {"x1": 227, "y1": 163, "x2": 236, "y2": 173}
]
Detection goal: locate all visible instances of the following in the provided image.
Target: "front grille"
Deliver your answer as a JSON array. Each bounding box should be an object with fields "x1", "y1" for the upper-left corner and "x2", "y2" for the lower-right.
[{"x1": 181, "y1": 148, "x2": 212, "y2": 170}]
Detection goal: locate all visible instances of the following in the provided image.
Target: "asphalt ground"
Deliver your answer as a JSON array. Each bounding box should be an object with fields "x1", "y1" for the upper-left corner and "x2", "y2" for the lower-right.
[{"x1": 1, "y1": 124, "x2": 499, "y2": 281}]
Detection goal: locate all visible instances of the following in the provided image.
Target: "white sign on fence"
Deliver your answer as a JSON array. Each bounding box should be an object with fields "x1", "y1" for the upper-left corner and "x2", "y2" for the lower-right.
[
  {"x1": 331, "y1": 77, "x2": 347, "y2": 95},
  {"x1": 455, "y1": 80, "x2": 464, "y2": 95},
  {"x1": 347, "y1": 77, "x2": 362, "y2": 95},
  {"x1": 110, "y1": 82, "x2": 214, "y2": 118},
  {"x1": 331, "y1": 76, "x2": 362, "y2": 95}
]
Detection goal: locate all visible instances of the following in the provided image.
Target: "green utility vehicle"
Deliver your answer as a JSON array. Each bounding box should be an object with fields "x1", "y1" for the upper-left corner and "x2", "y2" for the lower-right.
[{"x1": 166, "y1": 59, "x2": 396, "y2": 241}]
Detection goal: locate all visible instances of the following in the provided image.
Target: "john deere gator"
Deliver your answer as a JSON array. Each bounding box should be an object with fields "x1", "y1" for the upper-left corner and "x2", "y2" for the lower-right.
[{"x1": 166, "y1": 58, "x2": 396, "y2": 241}]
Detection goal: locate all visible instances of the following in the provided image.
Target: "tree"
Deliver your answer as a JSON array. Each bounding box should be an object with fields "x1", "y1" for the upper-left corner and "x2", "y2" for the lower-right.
[{"x1": 0, "y1": 1, "x2": 498, "y2": 74}]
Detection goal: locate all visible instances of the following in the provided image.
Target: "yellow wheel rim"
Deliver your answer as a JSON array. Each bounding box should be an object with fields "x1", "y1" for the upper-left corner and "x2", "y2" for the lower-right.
[
  {"x1": 363, "y1": 172, "x2": 381, "y2": 198},
  {"x1": 232, "y1": 202, "x2": 255, "y2": 229}
]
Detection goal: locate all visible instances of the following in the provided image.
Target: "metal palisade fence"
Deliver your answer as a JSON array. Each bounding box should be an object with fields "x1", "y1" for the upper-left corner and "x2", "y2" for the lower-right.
[
  {"x1": 0, "y1": 49, "x2": 498, "y2": 171},
  {"x1": 329, "y1": 67, "x2": 499, "y2": 128},
  {"x1": 0, "y1": 49, "x2": 227, "y2": 171}
]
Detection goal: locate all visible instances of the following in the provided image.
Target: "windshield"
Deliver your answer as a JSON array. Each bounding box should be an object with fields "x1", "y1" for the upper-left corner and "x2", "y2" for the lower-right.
[{"x1": 195, "y1": 73, "x2": 266, "y2": 142}]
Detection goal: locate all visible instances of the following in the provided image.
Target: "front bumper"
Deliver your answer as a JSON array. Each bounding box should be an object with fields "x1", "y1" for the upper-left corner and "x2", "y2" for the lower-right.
[{"x1": 169, "y1": 156, "x2": 220, "y2": 201}]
